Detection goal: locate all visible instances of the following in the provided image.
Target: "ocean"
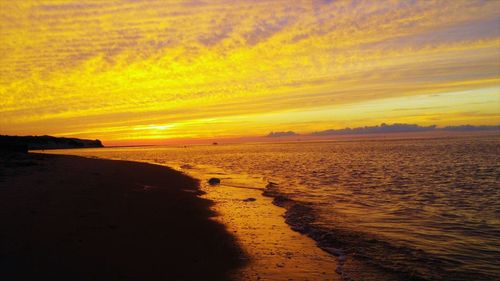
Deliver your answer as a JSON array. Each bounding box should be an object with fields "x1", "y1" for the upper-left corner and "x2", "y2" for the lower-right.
[{"x1": 48, "y1": 134, "x2": 500, "y2": 280}]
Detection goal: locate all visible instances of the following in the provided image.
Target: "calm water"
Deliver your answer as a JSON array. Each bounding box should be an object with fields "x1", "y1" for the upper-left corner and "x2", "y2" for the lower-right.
[{"x1": 49, "y1": 135, "x2": 500, "y2": 280}]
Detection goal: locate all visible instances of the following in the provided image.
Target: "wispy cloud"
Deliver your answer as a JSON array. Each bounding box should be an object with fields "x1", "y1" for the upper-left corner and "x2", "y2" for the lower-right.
[{"x1": 1, "y1": 0, "x2": 499, "y2": 141}]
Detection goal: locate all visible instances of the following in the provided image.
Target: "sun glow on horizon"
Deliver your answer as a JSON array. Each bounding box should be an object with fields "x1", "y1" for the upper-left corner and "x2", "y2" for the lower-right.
[{"x1": 1, "y1": 0, "x2": 499, "y2": 143}]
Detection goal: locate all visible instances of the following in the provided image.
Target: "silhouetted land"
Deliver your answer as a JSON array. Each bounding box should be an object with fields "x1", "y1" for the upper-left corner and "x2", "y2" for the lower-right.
[
  {"x1": 0, "y1": 135, "x2": 103, "y2": 153},
  {"x1": 0, "y1": 153, "x2": 244, "y2": 281},
  {"x1": 267, "y1": 123, "x2": 500, "y2": 137}
]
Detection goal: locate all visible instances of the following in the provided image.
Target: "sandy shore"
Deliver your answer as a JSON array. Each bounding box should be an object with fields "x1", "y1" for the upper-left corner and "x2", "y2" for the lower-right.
[
  {"x1": 0, "y1": 153, "x2": 243, "y2": 281},
  {"x1": 198, "y1": 179, "x2": 340, "y2": 281}
]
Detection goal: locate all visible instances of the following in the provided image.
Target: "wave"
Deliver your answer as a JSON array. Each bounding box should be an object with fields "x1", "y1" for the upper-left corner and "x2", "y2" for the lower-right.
[{"x1": 261, "y1": 182, "x2": 498, "y2": 281}]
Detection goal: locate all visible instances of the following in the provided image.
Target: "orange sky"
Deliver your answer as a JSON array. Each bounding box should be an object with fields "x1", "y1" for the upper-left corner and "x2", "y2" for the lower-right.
[{"x1": 1, "y1": 0, "x2": 499, "y2": 144}]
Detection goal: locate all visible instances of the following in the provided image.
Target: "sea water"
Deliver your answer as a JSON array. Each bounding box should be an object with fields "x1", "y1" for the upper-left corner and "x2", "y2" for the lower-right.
[{"x1": 48, "y1": 135, "x2": 500, "y2": 280}]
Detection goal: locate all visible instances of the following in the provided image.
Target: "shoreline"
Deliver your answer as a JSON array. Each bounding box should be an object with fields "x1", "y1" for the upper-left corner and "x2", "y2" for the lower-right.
[
  {"x1": 19, "y1": 149, "x2": 424, "y2": 280},
  {"x1": 34, "y1": 148, "x2": 410, "y2": 280},
  {"x1": 40, "y1": 150, "x2": 343, "y2": 280},
  {"x1": 196, "y1": 173, "x2": 340, "y2": 280},
  {"x1": 189, "y1": 168, "x2": 408, "y2": 281},
  {"x1": 0, "y1": 152, "x2": 244, "y2": 281},
  {"x1": 32, "y1": 150, "x2": 343, "y2": 280}
]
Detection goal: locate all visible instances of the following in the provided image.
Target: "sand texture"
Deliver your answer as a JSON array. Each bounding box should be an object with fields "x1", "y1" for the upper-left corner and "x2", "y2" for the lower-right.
[{"x1": 0, "y1": 153, "x2": 244, "y2": 281}]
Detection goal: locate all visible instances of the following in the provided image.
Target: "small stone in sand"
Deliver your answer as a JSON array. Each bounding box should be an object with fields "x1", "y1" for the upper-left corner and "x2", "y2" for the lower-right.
[
  {"x1": 243, "y1": 197, "x2": 256, "y2": 202},
  {"x1": 208, "y1": 178, "x2": 221, "y2": 185}
]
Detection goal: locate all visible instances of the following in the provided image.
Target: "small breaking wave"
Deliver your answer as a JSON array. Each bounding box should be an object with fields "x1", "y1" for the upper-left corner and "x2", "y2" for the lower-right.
[{"x1": 261, "y1": 181, "x2": 497, "y2": 281}]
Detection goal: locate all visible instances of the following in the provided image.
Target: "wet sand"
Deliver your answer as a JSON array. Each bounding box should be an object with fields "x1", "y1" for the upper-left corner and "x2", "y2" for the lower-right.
[
  {"x1": 0, "y1": 153, "x2": 243, "y2": 281},
  {"x1": 198, "y1": 179, "x2": 340, "y2": 281}
]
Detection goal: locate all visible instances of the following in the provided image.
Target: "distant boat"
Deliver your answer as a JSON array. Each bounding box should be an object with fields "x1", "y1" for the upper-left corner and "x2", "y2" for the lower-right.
[{"x1": 212, "y1": 142, "x2": 218, "y2": 145}]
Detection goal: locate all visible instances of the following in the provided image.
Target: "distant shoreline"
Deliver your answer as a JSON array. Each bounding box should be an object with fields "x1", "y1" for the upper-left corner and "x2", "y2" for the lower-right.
[{"x1": 98, "y1": 129, "x2": 500, "y2": 147}]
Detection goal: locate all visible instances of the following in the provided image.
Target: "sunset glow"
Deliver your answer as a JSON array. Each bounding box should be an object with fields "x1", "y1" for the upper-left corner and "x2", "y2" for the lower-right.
[{"x1": 1, "y1": 0, "x2": 499, "y2": 144}]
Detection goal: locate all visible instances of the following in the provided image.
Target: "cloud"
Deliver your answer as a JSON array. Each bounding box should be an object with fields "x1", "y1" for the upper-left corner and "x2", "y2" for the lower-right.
[
  {"x1": 269, "y1": 123, "x2": 500, "y2": 137},
  {"x1": 266, "y1": 131, "x2": 298, "y2": 138},
  {"x1": 311, "y1": 123, "x2": 437, "y2": 136},
  {"x1": 1, "y1": 0, "x2": 499, "y2": 141}
]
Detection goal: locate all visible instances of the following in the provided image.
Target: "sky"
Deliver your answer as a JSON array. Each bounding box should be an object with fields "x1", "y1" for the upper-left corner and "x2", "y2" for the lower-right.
[{"x1": 1, "y1": 0, "x2": 499, "y2": 144}]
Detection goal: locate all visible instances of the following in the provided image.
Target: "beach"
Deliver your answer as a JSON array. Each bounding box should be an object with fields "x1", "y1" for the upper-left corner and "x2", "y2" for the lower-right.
[
  {"x1": 2, "y1": 0, "x2": 499, "y2": 280},
  {"x1": 2, "y1": 133, "x2": 498, "y2": 281},
  {"x1": 0, "y1": 152, "x2": 243, "y2": 281},
  {"x1": 40, "y1": 135, "x2": 500, "y2": 281},
  {"x1": 198, "y1": 174, "x2": 340, "y2": 281}
]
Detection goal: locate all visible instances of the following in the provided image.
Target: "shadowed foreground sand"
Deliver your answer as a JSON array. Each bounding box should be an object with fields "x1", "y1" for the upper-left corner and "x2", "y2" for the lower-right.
[{"x1": 0, "y1": 153, "x2": 244, "y2": 281}]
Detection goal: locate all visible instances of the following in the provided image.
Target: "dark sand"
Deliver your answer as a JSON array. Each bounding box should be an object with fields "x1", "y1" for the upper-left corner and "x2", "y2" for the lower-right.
[{"x1": 0, "y1": 153, "x2": 244, "y2": 281}]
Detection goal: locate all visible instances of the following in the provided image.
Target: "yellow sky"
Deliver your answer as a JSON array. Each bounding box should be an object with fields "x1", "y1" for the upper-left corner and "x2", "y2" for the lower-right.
[{"x1": 1, "y1": 0, "x2": 499, "y2": 143}]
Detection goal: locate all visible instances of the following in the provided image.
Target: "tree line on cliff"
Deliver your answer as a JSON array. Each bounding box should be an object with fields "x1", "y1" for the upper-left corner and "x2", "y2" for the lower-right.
[{"x1": 0, "y1": 135, "x2": 103, "y2": 152}]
